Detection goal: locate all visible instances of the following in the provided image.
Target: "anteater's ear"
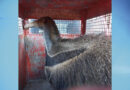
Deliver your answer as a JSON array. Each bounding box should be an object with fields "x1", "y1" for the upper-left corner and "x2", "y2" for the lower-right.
[
  {"x1": 43, "y1": 18, "x2": 48, "y2": 24},
  {"x1": 43, "y1": 17, "x2": 54, "y2": 24},
  {"x1": 43, "y1": 17, "x2": 51, "y2": 24}
]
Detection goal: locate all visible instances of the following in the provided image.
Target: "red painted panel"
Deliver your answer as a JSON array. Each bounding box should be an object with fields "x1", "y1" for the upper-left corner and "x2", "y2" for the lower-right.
[
  {"x1": 19, "y1": 0, "x2": 97, "y2": 10},
  {"x1": 86, "y1": 0, "x2": 111, "y2": 19},
  {"x1": 19, "y1": 7, "x2": 81, "y2": 20},
  {"x1": 19, "y1": 0, "x2": 111, "y2": 20}
]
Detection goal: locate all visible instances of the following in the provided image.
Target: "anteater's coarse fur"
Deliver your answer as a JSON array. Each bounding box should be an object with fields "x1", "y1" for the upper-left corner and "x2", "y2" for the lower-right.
[
  {"x1": 24, "y1": 16, "x2": 111, "y2": 90},
  {"x1": 45, "y1": 35, "x2": 111, "y2": 90}
]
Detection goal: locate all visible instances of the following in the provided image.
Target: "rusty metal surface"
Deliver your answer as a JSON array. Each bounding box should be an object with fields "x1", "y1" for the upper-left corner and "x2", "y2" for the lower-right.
[
  {"x1": 24, "y1": 34, "x2": 46, "y2": 80},
  {"x1": 19, "y1": 0, "x2": 111, "y2": 20},
  {"x1": 19, "y1": 35, "x2": 27, "y2": 90},
  {"x1": 20, "y1": 0, "x2": 98, "y2": 9}
]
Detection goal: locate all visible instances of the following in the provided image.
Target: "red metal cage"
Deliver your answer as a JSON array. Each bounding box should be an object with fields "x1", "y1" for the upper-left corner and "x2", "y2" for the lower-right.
[{"x1": 19, "y1": 0, "x2": 111, "y2": 90}]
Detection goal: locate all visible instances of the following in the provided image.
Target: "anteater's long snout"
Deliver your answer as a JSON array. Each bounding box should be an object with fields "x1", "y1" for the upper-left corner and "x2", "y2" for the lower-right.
[{"x1": 24, "y1": 21, "x2": 38, "y2": 30}]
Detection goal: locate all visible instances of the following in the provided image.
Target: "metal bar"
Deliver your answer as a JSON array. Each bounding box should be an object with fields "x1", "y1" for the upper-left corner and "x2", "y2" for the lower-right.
[{"x1": 81, "y1": 18, "x2": 86, "y2": 35}]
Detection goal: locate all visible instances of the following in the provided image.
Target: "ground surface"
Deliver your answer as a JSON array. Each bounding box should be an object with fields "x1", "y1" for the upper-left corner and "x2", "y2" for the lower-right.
[{"x1": 24, "y1": 79, "x2": 55, "y2": 90}]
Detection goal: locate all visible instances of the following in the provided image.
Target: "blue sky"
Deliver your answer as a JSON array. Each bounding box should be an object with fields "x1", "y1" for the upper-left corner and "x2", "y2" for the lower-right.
[
  {"x1": 0, "y1": 0, "x2": 18, "y2": 90},
  {"x1": 0, "y1": 0, "x2": 130, "y2": 90},
  {"x1": 112, "y1": 0, "x2": 130, "y2": 90}
]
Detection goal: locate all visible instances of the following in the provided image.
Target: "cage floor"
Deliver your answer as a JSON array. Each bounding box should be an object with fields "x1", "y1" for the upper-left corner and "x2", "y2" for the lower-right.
[{"x1": 23, "y1": 79, "x2": 55, "y2": 90}]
